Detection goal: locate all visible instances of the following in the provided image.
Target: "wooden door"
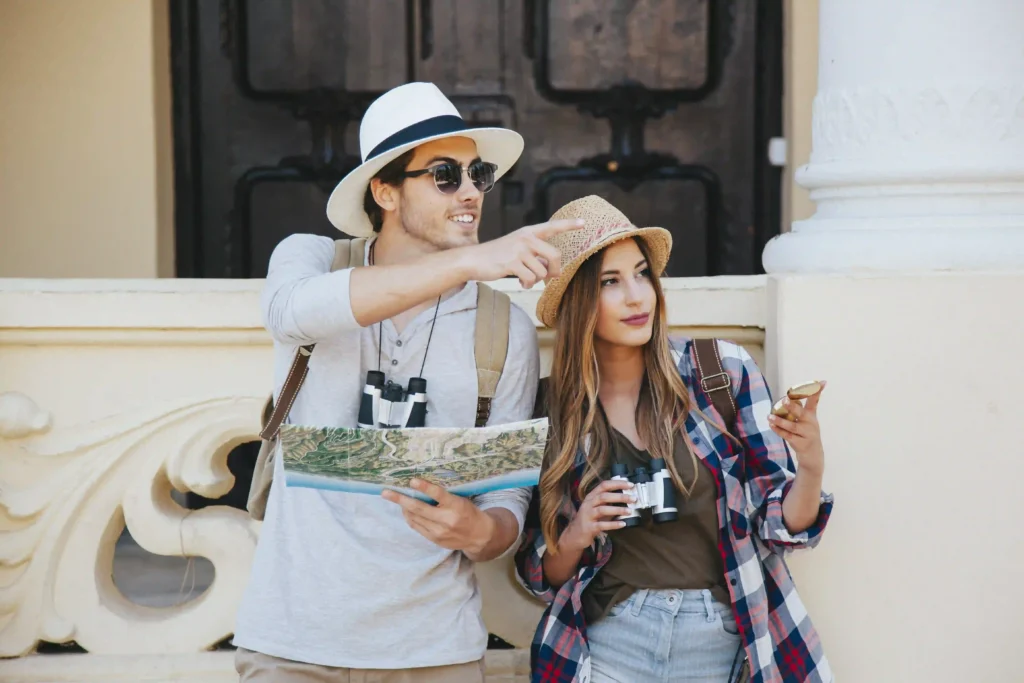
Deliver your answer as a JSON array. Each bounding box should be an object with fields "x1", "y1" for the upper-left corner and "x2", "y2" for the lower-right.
[{"x1": 171, "y1": 0, "x2": 782, "y2": 279}]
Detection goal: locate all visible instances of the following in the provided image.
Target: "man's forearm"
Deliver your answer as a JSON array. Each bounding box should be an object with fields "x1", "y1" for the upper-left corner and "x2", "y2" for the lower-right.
[
  {"x1": 348, "y1": 248, "x2": 474, "y2": 327},
  {"x1": 463, "y1": 508, "x2": 521, "y2": 563}
]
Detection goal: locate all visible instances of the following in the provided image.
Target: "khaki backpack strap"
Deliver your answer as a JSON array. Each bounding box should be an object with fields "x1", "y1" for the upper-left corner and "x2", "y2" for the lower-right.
[
  {"x1": 259, "y1": 344, "x2": 314, "y2": 440},
  {"x1": 474, "y1": 283, "x2": 511, "y2": 427},
  {"x1": 333, "y1": 237, "x2": 367, "y2": 271},
  {"x1": 693, "y1": 338, "x2": 739, "y2": 434}
]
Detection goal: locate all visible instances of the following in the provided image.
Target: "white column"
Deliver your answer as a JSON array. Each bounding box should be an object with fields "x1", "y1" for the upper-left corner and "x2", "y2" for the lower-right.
[{"x1": 763, "y1": 0, "x2": 1024, "y2": 272}]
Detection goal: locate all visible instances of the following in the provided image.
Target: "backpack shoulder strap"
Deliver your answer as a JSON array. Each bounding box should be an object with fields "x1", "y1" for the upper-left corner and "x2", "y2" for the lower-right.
[
  {"x1": 474, "y1": 283, "x2": 511, "y2": 427},
  {"x1": 260, "y1": 344, "x2": 314, "y2": 440},
  {"x1": 260, "y1": 238, "x2": 367, "y2": 440},
  {"x1": 333, "y1": 237, "x2": 367, "y2": 271},
  {"x1": 692, "y1": 338, "x2": 739, "y2": 435}
]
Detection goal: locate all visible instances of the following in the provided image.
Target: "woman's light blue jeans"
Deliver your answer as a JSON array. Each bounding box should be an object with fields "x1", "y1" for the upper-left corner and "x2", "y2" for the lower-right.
[{"x1": 586, "y1": 588, "x2": 742, "y2": 683}]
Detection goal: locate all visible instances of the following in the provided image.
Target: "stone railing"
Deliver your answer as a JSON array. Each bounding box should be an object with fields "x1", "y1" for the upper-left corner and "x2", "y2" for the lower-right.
[{"x1": 0, "y1": 276, "x2": 766, "y2": 682}]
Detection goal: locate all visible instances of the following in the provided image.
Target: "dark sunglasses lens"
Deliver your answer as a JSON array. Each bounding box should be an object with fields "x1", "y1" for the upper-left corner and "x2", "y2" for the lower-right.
[
  {"x1": 469, "y1": 162, "x2": 497, "y2": 193},
  {"x1": 431, "y1": 163, "x2": 462, "y2": 194}
]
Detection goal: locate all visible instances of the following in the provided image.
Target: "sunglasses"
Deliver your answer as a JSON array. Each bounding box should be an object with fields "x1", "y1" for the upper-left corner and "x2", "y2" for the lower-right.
[{"x1": 400, "y1": 160, "x2": 498, "y2": 195}]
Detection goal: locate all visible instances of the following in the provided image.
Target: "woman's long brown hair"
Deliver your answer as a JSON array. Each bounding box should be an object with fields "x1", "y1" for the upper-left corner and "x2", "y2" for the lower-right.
[{"x1": 540, "y1": 237, "x2": 704, "y2": 553}]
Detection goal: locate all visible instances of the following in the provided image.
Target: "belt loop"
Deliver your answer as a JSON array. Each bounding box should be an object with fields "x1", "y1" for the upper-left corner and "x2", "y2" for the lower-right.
[
  {"x1": 631, "y1": 589, "x2": 649, "y2": 617},
  {"x1": 702, "y1": 589, "x2": 716, "y2": 622}
]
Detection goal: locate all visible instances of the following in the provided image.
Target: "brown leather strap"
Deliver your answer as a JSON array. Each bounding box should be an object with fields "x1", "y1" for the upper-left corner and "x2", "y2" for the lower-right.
[
  {"x1": 259, "y1": 344, "x2": 314, "y2": 440},
  {"x1": 693, "y1": 338, "x2": 738, "y2": 435},
  {"x1": 259, "y1": 238, "x2": 366, "y2": 442}
]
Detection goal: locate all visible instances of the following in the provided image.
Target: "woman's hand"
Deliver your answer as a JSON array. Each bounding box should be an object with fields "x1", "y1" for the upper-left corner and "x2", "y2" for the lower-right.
[
  {"x1": 768, "y1": 382, "x2": 826, "y2": 475},
  {"x1": 543, "y1": 478, "x2": 635, "y2": 589},
  {"x1": 770, "y1": 383, "x2": 829, "y2": 534},
  {"x1": 560, "y1": 479, "x2": 635, "y2": 552}
]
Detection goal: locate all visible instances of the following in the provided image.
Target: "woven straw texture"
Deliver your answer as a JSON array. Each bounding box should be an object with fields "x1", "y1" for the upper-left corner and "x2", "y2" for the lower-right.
[{"x1": 536, "y1": 195, "x2": 672, "y2": 328}]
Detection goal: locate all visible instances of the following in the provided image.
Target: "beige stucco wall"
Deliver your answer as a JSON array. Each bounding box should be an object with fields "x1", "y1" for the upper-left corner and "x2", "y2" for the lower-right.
[
  {"x1": 772, "y1": 272, "x2": 1024, "y2": 682},
  {"x1": 783, "y1": 0, "x2": 818, "y2": 229},
  {"x1": 0, "y1": 0, "x2": 174, "y2": 278}
]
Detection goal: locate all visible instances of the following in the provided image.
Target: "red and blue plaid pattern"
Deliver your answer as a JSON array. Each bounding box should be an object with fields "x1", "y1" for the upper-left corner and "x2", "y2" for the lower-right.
[{"x1": 514, "y1": 338, "x2": 835, "y2": 683}]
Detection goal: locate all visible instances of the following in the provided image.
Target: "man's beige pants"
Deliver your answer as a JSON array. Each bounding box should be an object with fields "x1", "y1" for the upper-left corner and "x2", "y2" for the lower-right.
[{"x1": 235, "y1": 648, "x2": 486, "y2": 683}]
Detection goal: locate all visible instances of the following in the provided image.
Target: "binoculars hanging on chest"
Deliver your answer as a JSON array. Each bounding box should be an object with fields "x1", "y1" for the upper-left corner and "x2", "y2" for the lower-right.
[
  {"x1": 611, "y1": 459, "x2": 679, "y2": 526},
  {"x1": 357, "y1": 371, "x2": 428, "y2": 429}
]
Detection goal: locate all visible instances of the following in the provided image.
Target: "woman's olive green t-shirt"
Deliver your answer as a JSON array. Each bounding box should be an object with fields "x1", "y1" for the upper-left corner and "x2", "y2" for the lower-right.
[{"x1": 581, "y1": 427, "x2": 729, "y2": 623}]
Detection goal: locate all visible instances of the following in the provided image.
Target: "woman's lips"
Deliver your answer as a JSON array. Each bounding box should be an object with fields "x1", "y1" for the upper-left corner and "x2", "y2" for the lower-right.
[{"x1": 622, "y1": 313, "x2": 650, "y2": 326}]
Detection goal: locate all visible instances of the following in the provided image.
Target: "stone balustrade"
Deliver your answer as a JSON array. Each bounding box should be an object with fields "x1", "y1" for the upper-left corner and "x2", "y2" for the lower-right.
[{"x1": 0, "y1": 276, "x2": 766, "y2": 682}]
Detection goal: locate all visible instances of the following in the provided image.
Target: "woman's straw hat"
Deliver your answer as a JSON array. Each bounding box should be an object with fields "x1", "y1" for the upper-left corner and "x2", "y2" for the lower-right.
[{"x1": 536, "y1": 195, "x2": 672, "y2": 328}]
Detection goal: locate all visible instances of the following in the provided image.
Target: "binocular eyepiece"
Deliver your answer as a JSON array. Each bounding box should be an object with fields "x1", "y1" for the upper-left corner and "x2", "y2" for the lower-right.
[
  {"x1": 357, "y1": 371, "x2": 428, "y2": 429},
  {"x1": 610, "y1": 458, "x2": 678, "y2": 527}
]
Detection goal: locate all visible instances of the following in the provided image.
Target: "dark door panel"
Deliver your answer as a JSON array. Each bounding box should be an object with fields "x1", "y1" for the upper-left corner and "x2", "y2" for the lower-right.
[
  {"x1": 546, "y1": 0, "x2": 710, "y2": 92},
  {"x1": 172, "y1": 0, "x2": 781, "y2": 279}
]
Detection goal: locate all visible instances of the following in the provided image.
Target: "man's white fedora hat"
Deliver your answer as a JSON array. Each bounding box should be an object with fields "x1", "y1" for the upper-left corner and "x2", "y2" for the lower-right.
[{"x1": 326, "y1": 82, "x2": 524, "y2": 237}]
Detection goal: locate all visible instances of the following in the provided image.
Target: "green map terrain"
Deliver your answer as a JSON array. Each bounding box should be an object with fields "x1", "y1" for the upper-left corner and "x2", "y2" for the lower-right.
[{"x1": 279, "y1": 418, "x2": 547, "y2": 491}]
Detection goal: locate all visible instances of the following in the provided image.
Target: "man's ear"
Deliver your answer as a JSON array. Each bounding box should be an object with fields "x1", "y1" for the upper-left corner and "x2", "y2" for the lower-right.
[{"x1": 370, "y1": 178, "x2": 399, "y2": 213}]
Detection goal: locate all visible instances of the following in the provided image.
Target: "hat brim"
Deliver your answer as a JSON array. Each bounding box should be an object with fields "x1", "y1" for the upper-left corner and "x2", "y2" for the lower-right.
[
  {"x1": 536, "y1": 227, "x2": 673, "y2": 328},
  {"x1": 325, "y1": 127, "x2": 524, "y2": 237}
]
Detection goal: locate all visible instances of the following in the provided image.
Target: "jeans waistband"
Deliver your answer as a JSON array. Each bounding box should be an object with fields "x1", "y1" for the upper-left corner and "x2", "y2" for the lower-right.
[{"x1": 628, "y1": 588, "x2": 729, "y2": 620}]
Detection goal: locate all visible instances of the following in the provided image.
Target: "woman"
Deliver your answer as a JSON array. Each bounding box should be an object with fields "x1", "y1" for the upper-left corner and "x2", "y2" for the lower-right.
[{"x1": 515, "y1": 196, "x2": 834, "y2": 683}]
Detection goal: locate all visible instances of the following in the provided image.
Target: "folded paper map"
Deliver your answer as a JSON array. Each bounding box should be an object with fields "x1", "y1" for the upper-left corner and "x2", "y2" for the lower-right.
[{"x1": 280, "y1": 418, "x2": 548, "y2": 498}]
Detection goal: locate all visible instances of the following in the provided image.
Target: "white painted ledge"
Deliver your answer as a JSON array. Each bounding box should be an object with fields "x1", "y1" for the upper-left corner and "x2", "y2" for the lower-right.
[{"x1": 0, "y1": 276, "x2": 767, "y2": 330}]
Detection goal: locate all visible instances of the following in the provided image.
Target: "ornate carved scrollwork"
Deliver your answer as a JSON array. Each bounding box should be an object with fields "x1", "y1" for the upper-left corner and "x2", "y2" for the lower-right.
[{"x1": 0, "y1": 396, "x2": 263, "y2": 656}]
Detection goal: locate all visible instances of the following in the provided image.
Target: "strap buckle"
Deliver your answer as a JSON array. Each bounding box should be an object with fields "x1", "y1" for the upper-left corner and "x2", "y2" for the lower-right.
[
  {"x1": 700, "y1": 371, "x2": 731, "y2": 393},
  {"x1": 475, "y1": 396, "x2": 492, "y2": 428}
]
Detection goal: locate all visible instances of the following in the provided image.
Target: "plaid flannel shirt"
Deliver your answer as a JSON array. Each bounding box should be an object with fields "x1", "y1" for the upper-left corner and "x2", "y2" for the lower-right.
[{"x1": 514, "y1": 338, "x2": 835, "y2": 683}]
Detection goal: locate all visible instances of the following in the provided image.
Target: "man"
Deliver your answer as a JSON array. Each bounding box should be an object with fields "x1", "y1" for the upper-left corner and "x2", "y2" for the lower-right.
[{"x1": 233, "y1": 82, "x2": 582, "y2": 682}]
